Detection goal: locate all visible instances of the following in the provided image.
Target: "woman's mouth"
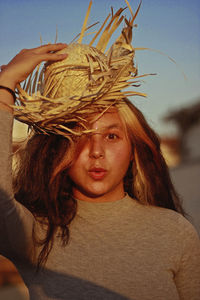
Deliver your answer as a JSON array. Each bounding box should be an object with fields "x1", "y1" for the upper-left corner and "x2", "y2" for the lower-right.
[{"x1": 88, "y1": 168, "x2": 107, "y2": 180}]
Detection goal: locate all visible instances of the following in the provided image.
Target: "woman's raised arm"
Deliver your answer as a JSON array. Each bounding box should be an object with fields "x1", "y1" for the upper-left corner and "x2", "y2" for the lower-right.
[{"x1": 0, "y1": 44, "x2": 67, "y2": 260}]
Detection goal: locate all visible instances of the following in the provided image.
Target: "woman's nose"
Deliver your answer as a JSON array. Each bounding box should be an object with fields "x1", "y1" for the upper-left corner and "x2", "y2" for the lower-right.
[{"x1": 89, "y1": 134, "x2": 105, "y2": 159}]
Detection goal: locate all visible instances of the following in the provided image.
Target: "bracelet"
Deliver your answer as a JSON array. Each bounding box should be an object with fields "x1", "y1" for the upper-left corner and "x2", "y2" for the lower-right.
[{"x1": 0, "y1": 85, "x2": 16, "y2": 102}]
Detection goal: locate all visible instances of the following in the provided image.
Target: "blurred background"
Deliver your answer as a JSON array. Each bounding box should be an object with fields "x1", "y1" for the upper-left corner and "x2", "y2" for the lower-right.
[{"x1": 0, "y1": 0, "x2": 200, "y2": 299}]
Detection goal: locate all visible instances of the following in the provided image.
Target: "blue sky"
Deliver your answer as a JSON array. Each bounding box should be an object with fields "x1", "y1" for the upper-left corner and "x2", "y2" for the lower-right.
[{"x1": 0, "y1": 0, "x2": 200, "y2": 136}]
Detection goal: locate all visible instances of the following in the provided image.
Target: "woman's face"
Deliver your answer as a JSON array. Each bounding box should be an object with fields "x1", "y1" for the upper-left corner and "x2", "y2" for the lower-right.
[{"x1": 68, "y1": 110, "x2": 132, "y2": 202}]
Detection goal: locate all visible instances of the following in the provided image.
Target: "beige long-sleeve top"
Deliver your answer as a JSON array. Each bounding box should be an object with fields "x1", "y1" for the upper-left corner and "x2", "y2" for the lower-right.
[{"x1": 0, "y1": 110, "x2": 200, "y2": 300}]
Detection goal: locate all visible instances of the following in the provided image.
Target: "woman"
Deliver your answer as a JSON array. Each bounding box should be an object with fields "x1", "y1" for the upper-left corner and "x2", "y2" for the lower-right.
[
  {"x1": 0, "y1": 42, "x2": 199, "y2": 300},
  {"x1": 0, "y1": 3, "x2": 200, "y2": 300}
]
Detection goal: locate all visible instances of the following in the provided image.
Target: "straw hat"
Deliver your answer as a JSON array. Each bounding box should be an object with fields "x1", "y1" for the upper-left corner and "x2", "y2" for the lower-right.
[{"x1": 13, "y1": 0, "x2": 146, "y2": 139}]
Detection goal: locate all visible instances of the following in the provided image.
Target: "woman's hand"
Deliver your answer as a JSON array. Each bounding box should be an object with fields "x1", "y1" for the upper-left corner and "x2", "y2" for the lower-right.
[
  {"x1": 0, "y1": 43, "x2": 68, "y2": 90},
  {"x1": 0, "y1": 43, "x2": 67, "y2": 111}
]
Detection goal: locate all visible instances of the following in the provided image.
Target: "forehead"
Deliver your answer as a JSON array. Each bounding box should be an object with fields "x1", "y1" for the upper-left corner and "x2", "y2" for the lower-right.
[{"x1": 90, "y1": 111, "x2": 124, "y2": 131}]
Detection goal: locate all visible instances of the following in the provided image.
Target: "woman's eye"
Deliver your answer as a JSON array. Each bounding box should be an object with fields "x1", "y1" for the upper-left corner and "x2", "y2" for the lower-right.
[{"x1": 106, "y1": 133, "x2": 119, "y2": 140}]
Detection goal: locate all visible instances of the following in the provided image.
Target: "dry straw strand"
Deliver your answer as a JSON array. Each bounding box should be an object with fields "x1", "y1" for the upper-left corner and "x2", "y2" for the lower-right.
[
  {"x1": 78, "y1": 0, "x2": 93, "y2": 44},
  {"x1": 13, "y1": 0, "x2": 147, "y2": 139}
]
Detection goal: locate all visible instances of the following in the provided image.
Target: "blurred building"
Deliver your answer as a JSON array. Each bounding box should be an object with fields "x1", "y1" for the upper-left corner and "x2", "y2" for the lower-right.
[
  {"x1": 164, "y1": 101, "x2": 200, "y2": 160},
  {"x1": 163, "y1": 100, "x2": 200, "y2": 235}
]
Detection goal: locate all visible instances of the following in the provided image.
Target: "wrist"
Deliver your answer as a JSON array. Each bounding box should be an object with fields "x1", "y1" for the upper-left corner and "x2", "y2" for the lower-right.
[
  {"x1": 0, "y1": 85, "x2": 16, "y2": 101},
  {"x1": 0, "y1": 76, "x2": 16, "y2": 109},
  {"x1": 0, "y1": 89, "x2": 14, "y2": 112},
  {"x1": 0, "y1": 72, "x2": 17, "y2": 90}
]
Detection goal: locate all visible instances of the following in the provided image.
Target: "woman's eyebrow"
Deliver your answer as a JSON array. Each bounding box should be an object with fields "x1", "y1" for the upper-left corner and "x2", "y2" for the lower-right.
[
  {"x1": 92, "y1": 124, "x2": 123, "y2": 134},
  {"x1": 103, "y1": 123, "x2": 123, "y2": 130},
  {"x1": 90, "y1": 123, "x2": 124, "y2": 135}
]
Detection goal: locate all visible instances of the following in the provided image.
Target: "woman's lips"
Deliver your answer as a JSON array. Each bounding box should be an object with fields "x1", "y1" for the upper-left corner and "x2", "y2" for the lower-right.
[{"x1": 88, "y1": 168, "x2": 107, "y2": 180}]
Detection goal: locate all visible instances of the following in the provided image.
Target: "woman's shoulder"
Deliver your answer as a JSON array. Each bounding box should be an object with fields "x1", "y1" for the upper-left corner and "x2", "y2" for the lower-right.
[{"x1": 127, "y1": 195, "x2": 199, "y2": 240}]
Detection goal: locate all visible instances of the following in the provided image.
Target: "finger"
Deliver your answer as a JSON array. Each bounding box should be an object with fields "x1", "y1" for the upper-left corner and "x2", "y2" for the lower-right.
[
  {"x1": 33, "y1": 43, "x2": 68, "y2": 54},
  {"x1": 41, "y1": 53, "x2": 68, "y2": 62}
]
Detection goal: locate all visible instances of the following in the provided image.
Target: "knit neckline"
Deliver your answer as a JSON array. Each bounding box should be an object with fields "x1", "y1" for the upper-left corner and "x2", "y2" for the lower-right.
[{"x1": 75, "y1": 193, "x2": 137, "y2": 220}]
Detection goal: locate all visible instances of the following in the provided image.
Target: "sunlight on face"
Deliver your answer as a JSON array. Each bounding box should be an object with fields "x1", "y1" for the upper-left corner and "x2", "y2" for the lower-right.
[{"x1": 68, "y1": 111, "x2": 132, "y2": 202}]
